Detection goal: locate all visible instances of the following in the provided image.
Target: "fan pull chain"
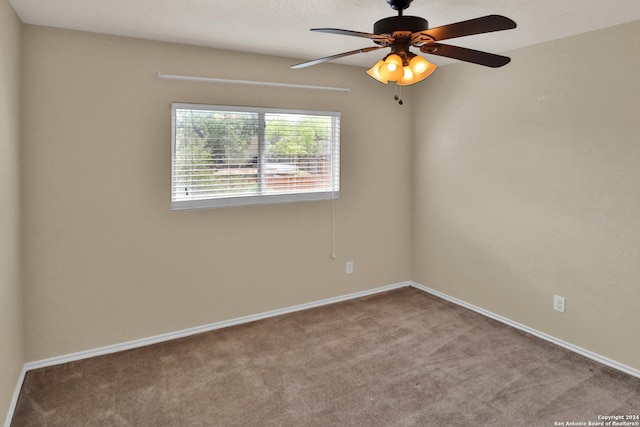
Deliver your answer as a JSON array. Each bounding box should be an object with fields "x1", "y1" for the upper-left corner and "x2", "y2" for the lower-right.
[{"x1": 394, "y1": 83, "x2": 403, "y2": 105}]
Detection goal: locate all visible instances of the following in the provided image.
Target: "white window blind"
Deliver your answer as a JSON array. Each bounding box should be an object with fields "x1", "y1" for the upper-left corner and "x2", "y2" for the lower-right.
[{"x1": 171, "y1": 103, "x2": 340, "y2": 210}]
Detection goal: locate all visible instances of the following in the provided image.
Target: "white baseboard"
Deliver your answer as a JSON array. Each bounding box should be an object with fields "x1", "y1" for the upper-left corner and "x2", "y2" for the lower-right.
[
  {"x1": 3, "y1": 366, "x2": 26, "y2": 427},
  {"x1": 24, "y1": 281, "x2": 410, "y2": 372},
  {"x1": 4, "y1": 281, "x2": 408, "y2": 425},
  {"x1": 6, "y1": 279, "x2": 638, "y2": 425},
  {"x1": 409, "y1": 281, "x2": 640, "y2": 380}
]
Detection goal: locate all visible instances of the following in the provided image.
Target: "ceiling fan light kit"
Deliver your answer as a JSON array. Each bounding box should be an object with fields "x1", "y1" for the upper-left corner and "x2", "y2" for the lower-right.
[
  {"x1": 366, "y1": 52, "x2": 437, "y2": 86},
  {"x1": 292, "y1": 0, "x2": 516, "y2": 101}
]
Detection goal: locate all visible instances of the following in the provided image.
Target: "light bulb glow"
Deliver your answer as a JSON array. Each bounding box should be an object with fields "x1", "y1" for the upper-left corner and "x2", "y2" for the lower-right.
[
  {"x1": 380, "y1": 61, "x2": 404, "y2": 81},
  {"x1": 366, "y1": 60, "x2": 388, "y2": 84},
  {"x1": 409, "y1": 56, "x2": 429, "y2": 74},
  {"x1": 398, "y1": 66, "x2": 414, "y2": 86},
  {"x1": 385, "y1": 54, "x2": 403, "y2": 67},
  {"x1": 399, "y1": 55, "x2": 437, "y2": 86}
]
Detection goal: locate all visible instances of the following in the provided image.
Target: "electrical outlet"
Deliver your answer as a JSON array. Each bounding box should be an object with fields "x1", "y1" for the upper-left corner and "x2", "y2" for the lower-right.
[
  {"x1": 346, "y1": 261, "x2": 354, "y2": 274},
  {"x1": 553, "y1": 295, "x2": 566, "y2": 313}
]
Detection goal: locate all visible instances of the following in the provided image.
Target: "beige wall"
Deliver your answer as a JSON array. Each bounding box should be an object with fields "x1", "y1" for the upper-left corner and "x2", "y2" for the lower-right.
[
  {"x1": 14, "y1": 9, "x2": 640, "y2": 379},
  {"x1": 0, "y1": 0, "x2": 23, "y2": 421},
  {"x1": 412, "y1": 21, "x2": 640, "y2": 370},
  {"x1": 21, "y1": 25, "x2": 413, "y2": 361}
]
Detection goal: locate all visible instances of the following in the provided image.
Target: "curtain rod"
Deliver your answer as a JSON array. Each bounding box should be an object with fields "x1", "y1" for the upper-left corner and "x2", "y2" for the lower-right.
[{"x1": 157, "y1": 72, "x2": 350, "y2": 93}]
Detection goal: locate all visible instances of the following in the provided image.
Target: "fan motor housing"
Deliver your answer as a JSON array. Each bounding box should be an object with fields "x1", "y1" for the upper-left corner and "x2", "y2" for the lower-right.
[{"x1": 374, "y1": 16, "x2": 428, "y2": 36}]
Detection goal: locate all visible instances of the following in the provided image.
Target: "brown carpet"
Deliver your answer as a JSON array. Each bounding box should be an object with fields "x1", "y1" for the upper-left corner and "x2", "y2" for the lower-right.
[{"x1": 11, "y1": 287, "x2": 640, "y2": 426}]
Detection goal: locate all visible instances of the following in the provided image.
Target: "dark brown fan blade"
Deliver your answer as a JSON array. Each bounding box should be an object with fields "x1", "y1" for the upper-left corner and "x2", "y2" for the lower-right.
[
  {"x1": 311, "y1": 28, "x2": 394, "y2": 43},
  {"x1": 418, "y1": 15, "x2": 516, "y2": 42},
  {"x1": 291, "y1": 46, "x2": 385, "y2": 69},
  {"x1": 420, "y1": 43, "x2": 511, "y2": 68}
]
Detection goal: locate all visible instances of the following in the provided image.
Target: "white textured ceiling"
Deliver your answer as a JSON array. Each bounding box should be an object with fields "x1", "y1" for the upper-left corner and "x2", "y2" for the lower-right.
[{"x1": 8, "y1": 0, "x2": 640, "y2": 67}]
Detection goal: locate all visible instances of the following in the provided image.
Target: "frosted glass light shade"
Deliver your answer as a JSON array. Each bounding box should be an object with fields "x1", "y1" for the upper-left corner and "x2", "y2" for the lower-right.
[
  {"x1": 398, "y1": 56, "x2": 436, "y2": 86},
  {"x1": 379, "y1": 54, "x2": 404, "y2": 82},
  {"x1": 366, "y1": 60, "x2": 388, "y2": 84}
]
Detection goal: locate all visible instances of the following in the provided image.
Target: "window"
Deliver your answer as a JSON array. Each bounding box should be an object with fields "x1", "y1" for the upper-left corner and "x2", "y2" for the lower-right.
[{"x1": 171, "y1": 103, "x2": 340, "y2": 210}]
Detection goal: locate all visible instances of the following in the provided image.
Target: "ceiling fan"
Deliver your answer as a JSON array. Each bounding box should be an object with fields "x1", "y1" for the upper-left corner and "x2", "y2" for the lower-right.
[{"x1": 292, "y1": 0, "x2": 517, "y2": 89}]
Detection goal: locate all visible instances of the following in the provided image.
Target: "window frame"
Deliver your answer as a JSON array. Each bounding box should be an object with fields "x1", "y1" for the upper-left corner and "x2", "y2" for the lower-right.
[{"x1": 171, "y1": 103, "x2": 341, "y2": 210}]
